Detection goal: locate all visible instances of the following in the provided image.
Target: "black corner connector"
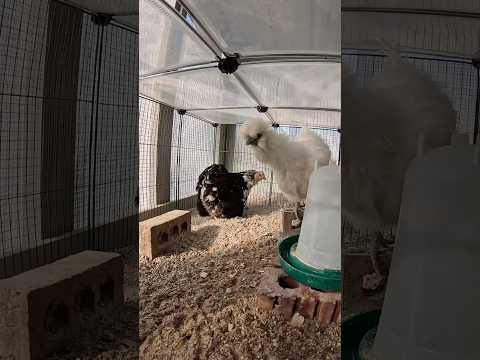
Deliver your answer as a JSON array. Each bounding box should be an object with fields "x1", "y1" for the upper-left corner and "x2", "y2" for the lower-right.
[
  {"x1": 218, "y1": 54, "x2": 240, "y2": 74},
  {"x1": 177, "y1": 109, "x2": 187, "y2": 115},
  {"x1": 256, "y1": 105, "x2": 268, "y2": 113},
  {"x1": 212, "y1": 123, "x2": 219, "y2": 128},
  {"x1": 91, "y1": 13, "x2": 112, "y2": 26},
  {"x1": 473, "y1": 57, "x2": 480, "y2": 69},
  {"x1": 271, "y1": 123, "x2": 280, "y2": 128}
]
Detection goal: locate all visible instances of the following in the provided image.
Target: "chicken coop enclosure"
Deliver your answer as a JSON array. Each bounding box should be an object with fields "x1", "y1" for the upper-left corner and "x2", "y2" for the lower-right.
[
  {"x1": 341, "y1": 2, "x2": 480, "y2": 253},
  {"x1": 138, "y1": 0, "x2": 342, "y2": 221},
  {"x1": 139, "y1": 96, "x2": 341, "y2": 219},
  {"x1": 0, "y1": 0, "x2": 138, "y2": 278}
]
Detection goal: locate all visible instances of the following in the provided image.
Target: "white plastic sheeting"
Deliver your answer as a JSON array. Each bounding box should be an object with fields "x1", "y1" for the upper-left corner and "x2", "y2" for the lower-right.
[
  {"x1": 139, "y1": 0, "x2": 342, "y2": 128},
  {"x1": 343, "y1": 1, "x2": 480, "y2": 58},
  {"x1": 237, "y1": 62, "x2": 341, "y2": 110},
  {"x1": 342, "y1": 0, "x2": 480, "y2": 13},
  {"x1": 66, "y1": 0, "x2": 138, "y2": 29},
  {"x1": 140, "y1": 67, "x2": 256, "y2": 109},
  {"x1": 182, "y1": 0, "x2": 340, "y2": 56},
  {"x1": 190, "y1": 108, "x2": 264, "y2": 125},
  {"x1": 140, "y1": 0, "x2": 214, "y2": 75}
]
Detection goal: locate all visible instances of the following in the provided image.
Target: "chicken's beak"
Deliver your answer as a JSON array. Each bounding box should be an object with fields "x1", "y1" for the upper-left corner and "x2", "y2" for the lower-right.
[
  {"x1": 255, "y1": 171, "x2": 266, "y2": 181},
  {"x1": 246, "y1": 136, "x2": 258, "y2": 146}
]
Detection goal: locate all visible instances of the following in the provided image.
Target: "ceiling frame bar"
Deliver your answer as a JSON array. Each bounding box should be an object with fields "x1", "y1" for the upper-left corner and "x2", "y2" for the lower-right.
[
  {"x1": 140, "y1": 61, "x2": 218, "y2": 80},
  {"x1": 342, "y1": 7, "x2": 480, "y2": 19},
  {"x1": 155, "y1": 0, "x2": 222, "y2": 58},
  {"x1": 188, "y1": 106, "x2": 341, "y2": 112},
  {"x1": 140, "y1": 54, "x2": 340, "y2": 80}
]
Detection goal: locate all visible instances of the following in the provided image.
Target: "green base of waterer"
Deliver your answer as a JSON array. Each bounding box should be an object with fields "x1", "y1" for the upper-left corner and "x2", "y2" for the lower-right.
[
  {"x1": 342, "y1": 310, "x2": 380, "y2": 360},
  {"x1": 277, "y1": 235, "x2": 341, "y2": 292}
]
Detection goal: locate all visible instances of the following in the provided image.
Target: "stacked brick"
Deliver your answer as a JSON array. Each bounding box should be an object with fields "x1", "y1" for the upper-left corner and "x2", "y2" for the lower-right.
[{"x1": 256, "y1": 267, "x2": 341, "y2": 326}]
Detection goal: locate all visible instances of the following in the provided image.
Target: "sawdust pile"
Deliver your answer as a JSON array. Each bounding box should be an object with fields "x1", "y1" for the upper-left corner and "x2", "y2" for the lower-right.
[{"x1": 140, "y1": 207, "x2": 340, "y2": 360}]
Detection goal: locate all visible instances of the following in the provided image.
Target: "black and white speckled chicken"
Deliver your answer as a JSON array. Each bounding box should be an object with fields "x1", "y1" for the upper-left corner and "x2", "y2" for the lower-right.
[{"x1": 196, "y1": 164, "x2": 266, "y2": 218}]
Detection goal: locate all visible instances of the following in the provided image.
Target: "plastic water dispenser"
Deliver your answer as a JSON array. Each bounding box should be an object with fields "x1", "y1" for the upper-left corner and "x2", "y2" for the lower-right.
[
  {"x1": 295, "y1": 161, "x2": 341, "y2": 271},
  {"x1": 369, "y1": 142, "x2": 480, "y2": 360},
  {"x1": 278, "y1": 161, "x2": 341, "y2": 292}
]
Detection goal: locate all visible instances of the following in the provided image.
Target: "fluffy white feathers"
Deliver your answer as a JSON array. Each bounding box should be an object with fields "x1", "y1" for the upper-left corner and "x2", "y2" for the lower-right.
[
  {"x1": 342, "y1": 44, "x2": 456, "y2": 231},
  {"x1": 240, "y1": 118, "x2": 331, "y2": 203}
]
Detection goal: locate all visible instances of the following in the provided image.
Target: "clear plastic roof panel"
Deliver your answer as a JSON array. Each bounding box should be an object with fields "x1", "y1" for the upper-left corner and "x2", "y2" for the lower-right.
[
  {"x1": 189, "y1": 108, "x2": 265, "y2": 125},
  {"x1": 342, "y1": 0, "x2": 480, "y2": 13},
  {"x1": 182, "y1": 0, "x2": 341, "y2": 56},
  {"x1": 269, "y1": 109, "x2": 341, "y2": 128},
  {"x1": 140, "y1": 0, "x2": 216, "y2": 76},
  {"x1": 237, "y1": 62, "x2": 341, "y2": 109},
  {"x1": 342, "y1": 4, "x2": 480, "y2": 58},
  {"x1": 139, "y1": 68, "x2": 257, "y2": 109},
  {"x1": 67, "y1": 0, "x2": 137, "y2": 14}
]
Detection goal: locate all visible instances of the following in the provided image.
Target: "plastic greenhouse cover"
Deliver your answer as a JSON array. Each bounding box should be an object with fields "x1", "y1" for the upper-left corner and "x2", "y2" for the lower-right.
[
  {"x1": 189, "y1": 108, "x2": 266, "y2": 125},
  {"x1": 237, "y1": 62, "x2": 341, "y2": 110},
  {"x1": 182, "y1": 0, "x2": 340, "y2": 56},
  {"x1": 342, "y1": 0, "x2": 480, "y2": 13},
  {"x1": 269, "y1": 109, "x2": 341, "y2": 128},
  {"x1": 66, "y1": 0, "x2": 137, "y2": 14},
  {"x1": 139, "y1": 67, "x2": 256, "y2": 109},
  {"x1": 343, "y1": 4, "x2": 480, "y2": 58},
  {"x1": 140, "y1": 0, "x2": 216, "y2": 76}
]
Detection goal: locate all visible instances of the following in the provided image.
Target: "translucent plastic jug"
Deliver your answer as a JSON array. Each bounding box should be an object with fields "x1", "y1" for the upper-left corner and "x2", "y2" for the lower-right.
[
  {"x1": 371, "y1": 143, "x2": 480, "y2": 360},
  {"x1": 295, "y1": 162, "x2": 341, "y2": 271}
]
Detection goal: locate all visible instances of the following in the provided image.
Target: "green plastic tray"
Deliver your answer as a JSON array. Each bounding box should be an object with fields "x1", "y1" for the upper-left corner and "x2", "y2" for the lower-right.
[
  {"x1": 341, "y1": 310, "x2": 381, "y2": 360},
  {"x1": 278, "y1": 235, "x2": 341, "y2": 292}
]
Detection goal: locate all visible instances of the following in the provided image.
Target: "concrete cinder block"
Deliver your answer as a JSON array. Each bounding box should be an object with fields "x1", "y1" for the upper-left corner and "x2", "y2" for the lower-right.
[
  {"x1": 0, "y1": 251, "x2": 123, "y2": 360},
  {"x1": 139, "y1": 210, "x2": 191, "y2": 260}
]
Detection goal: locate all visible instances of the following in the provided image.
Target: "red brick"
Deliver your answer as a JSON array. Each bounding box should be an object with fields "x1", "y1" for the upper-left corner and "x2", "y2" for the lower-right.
[
  {"x1": 255, "y1": 267, "x2": 340, "y2": 327},
  {"x1": 277, "y1": 297, "x2": 296, "y2": 319},
  {"x1": 280, "y1": 209, "x2": 301, "y2": 234},
  {"x1": 316, "y1": 301, "x2": 336, "y2": 327},
  {"x1": 256, "y1": 294, "x2": 275, "y2": 312},
  {"x1": 296, "y1": 297, "x2": 317, "y2": 319}
]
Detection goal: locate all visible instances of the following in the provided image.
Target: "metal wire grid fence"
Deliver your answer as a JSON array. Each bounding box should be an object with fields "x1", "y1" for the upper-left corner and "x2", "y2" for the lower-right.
[
  {"x1": 224, "y1": 124, "x2": 341, "y2": 209},
  {"x1": 139, "y1": 97, "x2": 341, "y2": 217},
  {"x1": 139, "y1": 96, "x2": 216, "y2": 218},
  {"x1": 341, "y1": 51, "x2": 479, "y2": 252},
  {"x1": 0, "y1": 0, "x2": 138, "y2": 278},
  {"x1": 343, "y1": 53, "x2": 479, "y2": 139}
]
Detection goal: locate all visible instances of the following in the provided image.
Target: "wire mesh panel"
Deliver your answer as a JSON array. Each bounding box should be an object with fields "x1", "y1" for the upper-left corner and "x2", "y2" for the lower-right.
[
  {"x1": 342, "y1": 51, "x2": 479, "y2": 253},
  {"x1": 174, "y1": 113, "x2": 215, "y2": 201},
  {"x1": 139, "y1": 98, "x2": 216, "y2": 218},
  {"x1": 343, "y1": 53, "x2": 479, "y2": 140},
  {"x1": 0, "y1": 0, "x2": 139, "y2": 278},
  {"x1": 138, "y1": 101, "x2": 342, "y2": 217}
]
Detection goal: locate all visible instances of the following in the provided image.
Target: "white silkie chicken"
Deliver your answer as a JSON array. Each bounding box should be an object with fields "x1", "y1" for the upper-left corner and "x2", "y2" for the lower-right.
[
  {"x1": 240, "y1": 119, "x2": 331, "y2": 227},
  {"x1": 342, "y1": 43, "x2": 456, "y2": 287}
]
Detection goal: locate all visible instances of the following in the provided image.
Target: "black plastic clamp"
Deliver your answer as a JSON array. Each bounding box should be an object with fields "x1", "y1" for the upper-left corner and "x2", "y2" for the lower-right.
[
  {"x1": 218, "y1": 54, "x2": 240, "y2": 74},
  {"x1": 473, "y1": 57, "x2": 480, "y2": 69},
  {"x1": 91, "y1": 13, "x2": 112, "y2": 26}
]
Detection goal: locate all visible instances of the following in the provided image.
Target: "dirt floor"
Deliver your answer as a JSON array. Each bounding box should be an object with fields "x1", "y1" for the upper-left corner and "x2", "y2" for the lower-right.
[{"x1": 139, "y1": 206, "x2": 340, "y2": 360}]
